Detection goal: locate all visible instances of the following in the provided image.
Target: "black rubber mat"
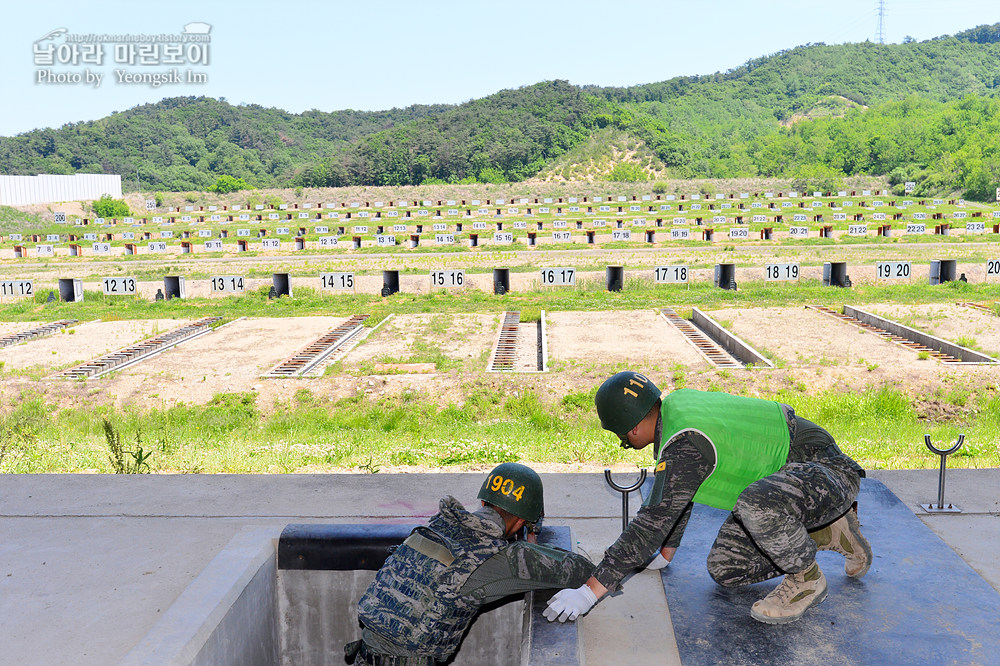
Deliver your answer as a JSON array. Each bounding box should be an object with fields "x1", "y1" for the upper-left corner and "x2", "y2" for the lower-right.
[{"x1": 652, "y1": 478, "x2": 1000, "y2": 665}]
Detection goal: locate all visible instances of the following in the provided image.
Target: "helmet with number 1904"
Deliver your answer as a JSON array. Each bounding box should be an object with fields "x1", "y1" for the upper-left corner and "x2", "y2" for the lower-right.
[
  {"x1": 477, "y1": 462, "x2": 543, "y2": 523},
  {"x1": 594, "y1": 371, "x2": 662, "y2": 445}
]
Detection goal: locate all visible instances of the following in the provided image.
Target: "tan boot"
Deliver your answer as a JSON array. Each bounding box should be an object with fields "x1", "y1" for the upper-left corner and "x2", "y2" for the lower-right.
[
  {"x1": 750, "y1": 563, "x2": 827, "y2": 624},
  {"x1": 811, "y1": 510, "x2": 873, "y2": 578}
]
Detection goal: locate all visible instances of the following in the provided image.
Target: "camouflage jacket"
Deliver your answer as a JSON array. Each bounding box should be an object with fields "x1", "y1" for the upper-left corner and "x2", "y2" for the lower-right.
[
  {"x1": 358, "y1": 496, "x2": 592, "y2": 660},
  {"x1": 591, "y1": 408, "x2": 863, "y2": 591}
]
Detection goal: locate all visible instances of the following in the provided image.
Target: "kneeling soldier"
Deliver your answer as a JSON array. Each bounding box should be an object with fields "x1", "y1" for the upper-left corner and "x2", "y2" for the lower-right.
[
  {"x1": 545, "y1": 372, "x2": 873, "y2": 625},
  {"x1": 348, "y1": 462, "x2": 593, "y2": 664}
]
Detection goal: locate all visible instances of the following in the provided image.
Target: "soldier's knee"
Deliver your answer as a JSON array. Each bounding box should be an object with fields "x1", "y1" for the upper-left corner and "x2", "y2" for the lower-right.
[
  {"x1": 707, "y1": 559, "x2": 742, "y2": 587},
  {"x1": 732, "y1": 493, "x2": 767, "y2": 532}
]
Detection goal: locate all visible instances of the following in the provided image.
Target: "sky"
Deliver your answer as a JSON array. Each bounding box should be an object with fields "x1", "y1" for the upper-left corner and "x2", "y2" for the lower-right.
[{"x1": 1, "y1": 0, "x2": 998, "y2": 137}]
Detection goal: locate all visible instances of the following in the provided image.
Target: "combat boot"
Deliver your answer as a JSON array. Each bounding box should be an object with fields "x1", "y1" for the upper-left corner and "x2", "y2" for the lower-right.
[
  {"x1": 811, "y1": 510, "x2": 873, "y2": 578},
  {"x1": 750, "y1": 562, "x2": 827, "y2": 624}
]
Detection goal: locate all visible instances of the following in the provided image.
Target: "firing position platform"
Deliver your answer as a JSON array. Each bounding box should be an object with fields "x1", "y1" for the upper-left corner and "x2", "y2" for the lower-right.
[{"x1": 657, "y1": 478, "x2": 1000, "y2": 665}]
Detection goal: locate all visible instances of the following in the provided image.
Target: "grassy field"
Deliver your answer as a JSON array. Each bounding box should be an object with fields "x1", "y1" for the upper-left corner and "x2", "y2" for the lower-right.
[
  {"x1": 1, "y1": 182, "x2": 998, "y2": 475},
  {"x1": 1, "y1": 384, "x2": 996, "y2": 474}
]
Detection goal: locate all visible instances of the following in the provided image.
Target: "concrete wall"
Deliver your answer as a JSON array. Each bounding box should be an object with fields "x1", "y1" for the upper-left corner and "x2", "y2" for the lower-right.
[
  {"x1": 278, "y1": 568, "x2": 524, "y2": 666},
  {"x1": 122, "y1": 523, "x2": 579, "y2": 666},
  {"x1": 692, "y1": 308, "x2": 773, "y2": 367},
  {"x1": 844, "y1": 305, "x2": 999, "y2": 364},
  {"x1": 119, "y1": 528, "x2": 280, "y2": 666}
]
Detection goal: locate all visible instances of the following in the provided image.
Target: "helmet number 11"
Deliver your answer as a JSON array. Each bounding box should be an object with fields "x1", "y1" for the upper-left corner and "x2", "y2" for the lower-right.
[{"x1": 488, "y1": 474, "x2": 525, "y2": 501}]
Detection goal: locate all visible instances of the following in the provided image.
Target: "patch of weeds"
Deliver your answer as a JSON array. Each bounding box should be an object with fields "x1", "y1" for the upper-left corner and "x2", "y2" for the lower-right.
[
  {"x1": 294, "y1": 388, "x2": 316, "y2": 406},
  {"x1": 671, "y1": 362, "x2": 688, "y2": 388},
  {"x1": 0, "y1": 408, "x2": 43, "y2": 472},
  {"x1": 561, "y1": 387, "x2": 597, "y2": 412},
  {"x1": 859, "y1": 358, "x2": 880, "y2": 372},
  {"x1": 389, "y1": 448, "x2": 423, "y2": 465},
  {"x1": 439, "y1": 439, "x2": 518, "y2": 465},
  {"x1": 758, "y1": 347, "x2": 786, "y2": 369},
  {"x1": 519, "y1": 308, "x2": 541, "y2": 323},
  {"x1": 359, "y1": 457, "x2": 381, "y2": 474},
  {"x1": 917, "y1": 351, "x2": 931, "y2": 360},
  {"x1": 945, "y1": 388, "x2": 971, "y2": 407},
  {"x1": 504, "y1": 391, "x2": 558, "y2": 429},
  {"x1": 955, "y1": 336, "x2": 979, "y2": 350},
  {"x1": 102, "y1": 418, "x2": 152, "y2": 473}
]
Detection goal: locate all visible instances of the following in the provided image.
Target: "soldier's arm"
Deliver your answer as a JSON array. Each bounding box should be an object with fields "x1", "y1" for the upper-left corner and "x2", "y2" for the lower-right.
[
  {"x1": 664, "y1": 501, "x2": 693, "y2": 550},
  {"x1": 460, "y1": 542, "x2": 594, "y2": 604},
  {"x1": 590, "y1": 435, "x2": 714, "y2": 592}
]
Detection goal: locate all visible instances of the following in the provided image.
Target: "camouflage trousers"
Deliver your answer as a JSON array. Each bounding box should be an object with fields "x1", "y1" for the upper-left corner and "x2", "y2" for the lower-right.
[{"x1": 706, "y1": 419, "x2": 861, "y2": 586}]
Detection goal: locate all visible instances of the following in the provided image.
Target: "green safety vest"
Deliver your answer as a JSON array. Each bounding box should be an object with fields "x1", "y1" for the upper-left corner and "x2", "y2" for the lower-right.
[{"x1": 657, "y1": 389, "x2": 791, "y2": 510}]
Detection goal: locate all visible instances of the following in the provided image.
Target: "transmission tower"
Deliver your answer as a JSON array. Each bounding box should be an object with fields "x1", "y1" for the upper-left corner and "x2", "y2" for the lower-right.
[{"x1": 876, "y1": 0, "x2": 886, "y2": 44}]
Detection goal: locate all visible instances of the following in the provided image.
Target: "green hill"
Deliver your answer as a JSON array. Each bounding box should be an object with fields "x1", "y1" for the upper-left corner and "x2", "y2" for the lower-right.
[
  {"x1": 0, "y1": 97, "x2": 452, "y2": 191},
  {"x1": 2, "y1": 23, "x2": 1000, "y2": 198}
]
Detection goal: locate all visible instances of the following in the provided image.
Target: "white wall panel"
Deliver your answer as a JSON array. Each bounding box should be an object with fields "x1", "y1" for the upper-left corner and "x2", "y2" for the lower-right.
[{"x1": 0, "y1": 174, "x2": 122, "y2": 205}]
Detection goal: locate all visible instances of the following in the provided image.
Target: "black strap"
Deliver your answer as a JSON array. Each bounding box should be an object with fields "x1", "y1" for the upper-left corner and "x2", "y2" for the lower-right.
[
  {"x1": 344, "y1": 640, "x2": 362, "y2": 663},
  {"x1": 354, "y1": 642, "x2": 434, "y2": 666}
]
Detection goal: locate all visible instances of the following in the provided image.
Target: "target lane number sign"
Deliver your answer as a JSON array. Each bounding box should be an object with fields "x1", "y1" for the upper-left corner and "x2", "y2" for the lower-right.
[
  {"x1": 102, "y1": 277, "x2": 137, "y2": 295},
  {"x1": 987, "y1": 259, "x2": 1000, "y2": 278},
  {"x1": 540, "y1": 267, "x2": 575, "y2": 286},
  {"x1": 877, "y1": 261, "x2": 911, "y2": 280},
  {"x1": 0, "y1": 280, "x2": 33, "y2": 298},
  {"x1": 430, "y1": 270, "x2": 465, "y2": 288},
  {"x1": 211, "y1": 276, "x2": 245, "y2": 293},
  {"x1": 320, "y1": 272, "x2": 354, "y2": 291},
  {"x1": 765, "y1": 263, "x2": 800, "y2": 281},
  {"x1": 655, "y1": 266, "x2": 688, "y2": 284}
]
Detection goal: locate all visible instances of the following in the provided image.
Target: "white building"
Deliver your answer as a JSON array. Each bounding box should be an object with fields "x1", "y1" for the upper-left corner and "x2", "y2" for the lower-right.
[{"x1": 0, "y1": 174, "x2": 122, "y2": 206}]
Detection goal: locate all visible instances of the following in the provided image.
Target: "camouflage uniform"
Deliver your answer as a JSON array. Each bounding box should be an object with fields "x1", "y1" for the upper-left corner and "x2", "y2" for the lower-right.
[
  {"x1": 592, "y1": 405, "x2": 865, "y2": 592},
  {"x1": 355, "y1": 496, "x2": 593, "y2": 664}
]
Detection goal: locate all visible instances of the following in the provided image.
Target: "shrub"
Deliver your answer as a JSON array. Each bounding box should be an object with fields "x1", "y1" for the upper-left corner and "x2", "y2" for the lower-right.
[
  {"x1": 92, "y1": 194, "x2": 131, "y2": 218},
  {"x1": 608, "y1": 163, "x2": 649, "y2": 182},
  {"x1": 209, "y1": 175, "x2": 251, "y2": 194},
  {"x1": 478, "y1": 167, "x2": 507, "y2": 184}
]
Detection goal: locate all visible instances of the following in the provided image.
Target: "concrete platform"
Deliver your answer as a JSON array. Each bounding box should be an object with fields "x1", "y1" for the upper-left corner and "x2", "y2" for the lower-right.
[
  {"x1": 660, "y1": 479, "x2": 1000, "y2": 665},
  {"x1": 0, "y1": 469, "x2": 997, "y2": 665}
]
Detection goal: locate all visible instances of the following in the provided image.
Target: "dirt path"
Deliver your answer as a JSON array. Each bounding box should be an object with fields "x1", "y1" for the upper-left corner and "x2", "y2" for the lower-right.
[
  {"x1": 0, "y1": 319, "x2": 192, "y2": 371},
  {"x1": 546, "y1": 310, "x2": 706, "y2": 369},
  {"x1": 99, "y1": 316, "x2": 348, "y2": 408}
]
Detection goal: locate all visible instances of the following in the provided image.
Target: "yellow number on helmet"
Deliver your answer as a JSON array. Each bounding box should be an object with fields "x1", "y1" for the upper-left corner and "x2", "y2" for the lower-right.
[
  {"x1": 512, "y1": 485, "x2": 524, "y2": 501},
  {"x1": 502, "y1": 479, "x2": 514, "y2": 495},
  {"x1": 491, "y1": 475, "x2": 503, "y2": 491}
]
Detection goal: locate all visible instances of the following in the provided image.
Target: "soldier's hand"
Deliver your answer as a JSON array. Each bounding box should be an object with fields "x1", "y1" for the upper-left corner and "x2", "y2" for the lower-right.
[
  {"x1": 645, "y1": 553, "x2": 670, "y2": 570},
  {"x1": 543, "y1": 584, "x2": 598, "y2": 622},
  {"x1": 645, "y1": 546, "x2": 676, "y2": 570}
]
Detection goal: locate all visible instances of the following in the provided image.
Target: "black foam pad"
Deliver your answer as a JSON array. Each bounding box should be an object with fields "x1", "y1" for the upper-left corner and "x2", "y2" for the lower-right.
[{"x1": 657, "y1": 479, "x2": 1000, "y2": 665}]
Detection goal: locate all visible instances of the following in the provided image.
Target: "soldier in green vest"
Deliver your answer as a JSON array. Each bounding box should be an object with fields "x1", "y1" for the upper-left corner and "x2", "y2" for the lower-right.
[
  {"x1": 348, "y1": 462, "x2": 593, "y2": 665},
  {"x1": 544, "y1": 371, "x2": 872, "y2": 626}
]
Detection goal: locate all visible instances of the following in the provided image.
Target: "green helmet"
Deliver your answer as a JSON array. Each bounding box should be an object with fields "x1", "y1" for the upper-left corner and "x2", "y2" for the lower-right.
[
  {"x1": 478, "y1": 462, "x2": 543, "y2": 523},
  {"x1": 595, "y1": 371, "x2": 662, "y2": 443}
]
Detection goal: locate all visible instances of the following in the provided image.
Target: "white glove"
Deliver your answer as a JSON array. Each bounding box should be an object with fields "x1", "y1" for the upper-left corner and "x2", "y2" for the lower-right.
[
  {"x1": 645, "y1": 552, "x2": 671, "y2": 570},
  {"x1": 543, "y1": 584, "x2": 598, "y2": 623}
]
